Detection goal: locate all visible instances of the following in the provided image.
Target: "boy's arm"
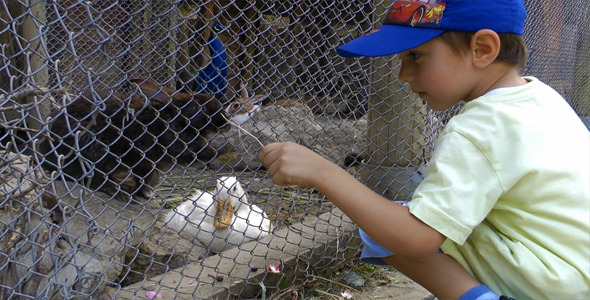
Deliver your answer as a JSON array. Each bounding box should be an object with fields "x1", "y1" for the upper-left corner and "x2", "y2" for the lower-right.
[
  {"x1": 383, "y1": 252, "x2": 481, "y2": 299},
  {"x1": 260, "y1": 142, "x2": 445, "y2": 259}
]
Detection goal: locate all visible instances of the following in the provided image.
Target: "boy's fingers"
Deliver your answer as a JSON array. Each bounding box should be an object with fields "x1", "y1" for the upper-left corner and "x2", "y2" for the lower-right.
[
  {"x1": 263, "y1": 159, "x2": 286, "y2": 186},
  {"x1": 259, "y1": 143, "x2": 284, "y2": 179},
  {"x1": 259, "y1": 142, "x2": 282, "y2": 164},
  {"x1": 259, "y1": 143, "x2": 295, "y2": 186}
]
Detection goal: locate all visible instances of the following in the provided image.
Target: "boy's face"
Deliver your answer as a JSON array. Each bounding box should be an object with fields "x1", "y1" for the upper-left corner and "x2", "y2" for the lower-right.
[{"x1": 398, "y1": 37, "x2": 476, "y2": 111}]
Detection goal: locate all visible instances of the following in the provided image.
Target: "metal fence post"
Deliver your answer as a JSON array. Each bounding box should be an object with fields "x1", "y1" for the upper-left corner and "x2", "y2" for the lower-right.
[
  {"x1": 22, "y1": 0, "x2": 49, "y2": 133},
  {"x1": 360, "y1": 1, "x2": 427, "y2": 201},
  {"x1": 573, "y1": 7, "x2": 590, "y2": 117}
]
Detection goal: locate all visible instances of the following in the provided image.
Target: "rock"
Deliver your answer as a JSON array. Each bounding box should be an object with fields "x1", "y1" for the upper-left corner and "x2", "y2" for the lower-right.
[
  {"x1": 117, "y1": 217, "x2": 209, "y2": 286},
  {"x1": 210, "y1": 104, "x2": 368, "y2": 171},
  {"x1": 343, "y1": 271, "x2": 366, "y2": 287},
  {"x1": 39, "y1": 180, "x2": 158, "y2": 297},
  {"x1": 0, "y1": 150, "x2": 161, "y2": 299}
]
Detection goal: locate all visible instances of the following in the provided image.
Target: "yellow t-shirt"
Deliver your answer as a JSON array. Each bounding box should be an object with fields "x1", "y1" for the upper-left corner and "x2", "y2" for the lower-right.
[{"x1": 408, "y1": 77, "x2": 590, "y2": 299}]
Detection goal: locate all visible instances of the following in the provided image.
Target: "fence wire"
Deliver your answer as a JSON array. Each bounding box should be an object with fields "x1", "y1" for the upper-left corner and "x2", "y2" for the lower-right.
[{"x1": 0, "y1": 0, "x2": 588, "y2": 299}]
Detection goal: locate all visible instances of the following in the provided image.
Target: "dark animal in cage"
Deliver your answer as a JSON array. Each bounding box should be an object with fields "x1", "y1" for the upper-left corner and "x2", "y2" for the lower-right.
[{"x1": 40, "y1": 79, "x2": 229, "y2": 201}]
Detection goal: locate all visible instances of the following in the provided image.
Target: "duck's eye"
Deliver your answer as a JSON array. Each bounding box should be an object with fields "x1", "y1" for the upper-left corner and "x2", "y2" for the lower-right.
[{"x1": 232, "y1": 186, "x2": 238, "y2": 193}]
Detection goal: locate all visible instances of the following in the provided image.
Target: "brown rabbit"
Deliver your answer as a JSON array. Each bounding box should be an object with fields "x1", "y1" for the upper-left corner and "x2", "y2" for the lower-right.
[
  {"x1": 224, "y1": 83, "x2": 268, "y2": 125},
  {"x1": 224, "y1": 83, "x2": 310, "y2": 125},
  {"x1": 40, "y1": 79, "x2": 229, "y2": 201}
]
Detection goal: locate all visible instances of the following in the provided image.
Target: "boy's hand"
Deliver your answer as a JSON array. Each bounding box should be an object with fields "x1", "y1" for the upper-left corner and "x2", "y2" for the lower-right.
[{"x1": 259, "y1": 142, "x2": 328, "y2": 188}]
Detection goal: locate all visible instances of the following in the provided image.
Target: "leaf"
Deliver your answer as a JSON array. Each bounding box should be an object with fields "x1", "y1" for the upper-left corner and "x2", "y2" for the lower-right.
[
  {"x1": 279, "y1": 277, "x2": 289, "y2": 290},
  {"x1": 258, "y1": 279, "x2": 267, "y2": 300}
]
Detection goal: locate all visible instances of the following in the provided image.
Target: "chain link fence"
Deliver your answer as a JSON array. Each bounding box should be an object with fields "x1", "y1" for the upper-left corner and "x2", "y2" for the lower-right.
[{"x1": 1, "y1": 0, "x2": 588, "y2": 299}]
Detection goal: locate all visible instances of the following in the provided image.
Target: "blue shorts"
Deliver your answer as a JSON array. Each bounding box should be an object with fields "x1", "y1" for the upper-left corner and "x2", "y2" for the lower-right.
[
  {"x1": 359, "y1": 201, "x2": 410, "y2": 265},
  {"x1": 359, "y1": 228, "x2": 393, "y2": 265},
  {"x1": 359, "y1": 227, "x2": 444, "y2": 265}
]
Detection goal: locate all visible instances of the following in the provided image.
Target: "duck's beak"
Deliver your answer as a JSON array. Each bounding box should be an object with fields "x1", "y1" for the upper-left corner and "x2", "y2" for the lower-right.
[{"x1": 213, "y1": 197, "x2": 234, "y2": 229}]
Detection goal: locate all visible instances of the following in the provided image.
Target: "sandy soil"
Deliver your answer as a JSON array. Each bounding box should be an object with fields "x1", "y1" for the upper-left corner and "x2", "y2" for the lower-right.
[{"x1": 354, "y1": 270, "x2": 434, "y2": 300}]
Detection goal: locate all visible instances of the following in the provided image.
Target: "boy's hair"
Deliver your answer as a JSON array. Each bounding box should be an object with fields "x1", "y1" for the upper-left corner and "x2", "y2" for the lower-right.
[{"x1": 438, "y1": 31, "x2": 527, "y2": 74}]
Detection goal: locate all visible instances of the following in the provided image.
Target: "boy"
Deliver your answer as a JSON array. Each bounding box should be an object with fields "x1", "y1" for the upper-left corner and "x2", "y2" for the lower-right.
[{"x1": 259, "y1": 0, "x2": 590, "y2": 299}]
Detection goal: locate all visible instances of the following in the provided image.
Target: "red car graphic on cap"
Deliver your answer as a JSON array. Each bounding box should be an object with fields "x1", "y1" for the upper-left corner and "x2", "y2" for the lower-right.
[{"x1": 385, "y1": 0, "x2": 446, "y2": 27}]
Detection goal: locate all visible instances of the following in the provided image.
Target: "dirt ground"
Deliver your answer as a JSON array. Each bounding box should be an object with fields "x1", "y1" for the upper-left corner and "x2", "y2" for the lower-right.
[
  {"x1": 270, "y1": 266, "x2": 433, "y2": 300},
  {"x1": 353, "y1": 269, "x2": 434, "y2": 300}
]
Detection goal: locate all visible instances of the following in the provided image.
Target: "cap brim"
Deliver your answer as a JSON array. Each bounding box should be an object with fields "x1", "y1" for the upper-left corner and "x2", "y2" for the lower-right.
[{"x1": 336, "y1": 25, "x2": 445, "y2": 58}]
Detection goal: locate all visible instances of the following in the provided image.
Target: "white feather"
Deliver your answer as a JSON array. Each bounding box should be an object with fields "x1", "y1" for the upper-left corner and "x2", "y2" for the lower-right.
[{"x1": 163, "y1": 176, "x2": 270, "y2": 253}]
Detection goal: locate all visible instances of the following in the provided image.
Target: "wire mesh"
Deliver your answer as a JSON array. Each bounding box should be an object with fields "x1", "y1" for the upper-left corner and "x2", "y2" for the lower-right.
[{"x1": 0, "y1": 0, "x2": 588, "y2": 299}]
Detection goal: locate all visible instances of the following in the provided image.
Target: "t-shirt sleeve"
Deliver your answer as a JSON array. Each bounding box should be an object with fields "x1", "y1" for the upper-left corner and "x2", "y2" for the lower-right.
[{"x1": 407, "y1": 130, "x2": 504, "y2": 245}]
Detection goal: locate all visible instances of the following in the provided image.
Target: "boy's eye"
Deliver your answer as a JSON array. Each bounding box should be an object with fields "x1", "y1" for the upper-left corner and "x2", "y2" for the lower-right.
[{"x1": 407, "y1": 52, "x2": 422, "y2": 60}]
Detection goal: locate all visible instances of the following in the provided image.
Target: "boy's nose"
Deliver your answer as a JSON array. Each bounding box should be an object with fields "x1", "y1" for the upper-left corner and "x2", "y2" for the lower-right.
[{"x1": 398, "y1": 63, "x2": 412, "y2": 83}]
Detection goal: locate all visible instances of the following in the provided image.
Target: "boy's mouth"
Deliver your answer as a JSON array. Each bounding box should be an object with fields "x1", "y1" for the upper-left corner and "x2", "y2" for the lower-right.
[
  {"x1": 413, "y1": 91, "x2": 428, "y2": 105},
  {"x1": 413, "y1": 90, "x2": 427, "y2": 99}
]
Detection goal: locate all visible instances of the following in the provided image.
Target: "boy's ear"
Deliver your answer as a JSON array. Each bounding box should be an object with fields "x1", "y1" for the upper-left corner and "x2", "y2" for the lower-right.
[{"x1": 470, "y1": 29, "x2": 501, "y2": 68}]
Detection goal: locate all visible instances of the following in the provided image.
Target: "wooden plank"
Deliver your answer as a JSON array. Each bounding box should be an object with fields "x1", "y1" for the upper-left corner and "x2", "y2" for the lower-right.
[{"x1": 104, "y1": 208, "x2": 359, "y2": 299}]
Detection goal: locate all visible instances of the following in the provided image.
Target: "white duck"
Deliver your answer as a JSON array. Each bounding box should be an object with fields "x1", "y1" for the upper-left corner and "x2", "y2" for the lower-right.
[{"x1": 163, "y1": 176, "x2": 271, "y2": 253}]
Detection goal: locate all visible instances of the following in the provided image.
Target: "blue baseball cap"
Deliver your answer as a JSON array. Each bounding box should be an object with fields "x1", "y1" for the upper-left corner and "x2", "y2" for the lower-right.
[{"x1": 336, "y1": 0, "x2": 527, "y2": 58}]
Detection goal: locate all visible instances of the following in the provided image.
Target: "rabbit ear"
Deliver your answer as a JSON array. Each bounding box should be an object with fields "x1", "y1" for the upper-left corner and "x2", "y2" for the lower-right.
[
  {"x1": 251, "y1": 94, "x2": 269, "y2": 105},
  {"x1": 237, "y1": 82, "x2": 269, "y2": 105},
  {"x1": 239, "y1": 82, "x2": 249, "y2": 99}
]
